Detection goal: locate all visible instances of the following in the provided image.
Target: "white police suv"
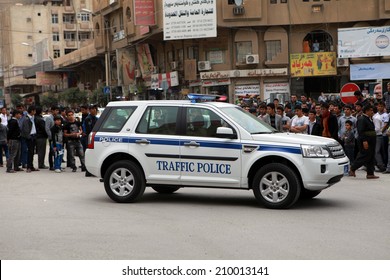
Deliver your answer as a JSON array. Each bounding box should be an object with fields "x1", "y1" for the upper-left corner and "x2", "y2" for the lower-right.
[{"x1": 85, "y1": 100, "x2": 348, "y2": 209}]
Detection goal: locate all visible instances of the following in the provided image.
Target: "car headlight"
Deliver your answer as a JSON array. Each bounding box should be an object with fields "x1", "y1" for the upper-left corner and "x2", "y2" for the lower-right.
[{"x1": 301, "y1": 145, "x2": 330, "y2": 158}]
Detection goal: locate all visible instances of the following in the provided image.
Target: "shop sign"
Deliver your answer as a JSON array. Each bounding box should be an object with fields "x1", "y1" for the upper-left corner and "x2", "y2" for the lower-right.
[
  {"x1": 202, "y1": 79, "x2": 231, "y2": 87},
  {"x1": 151, "y1": 71, "x2": 179, "y2": 89},
  {"x1": 200, "y1": 68, "x2": 288, "y2": 80},
  {"x1": 263, "y1": 82, "x2": 290, "y2": 103},
  {"x1": 350, "y1": 63, "x2": 390, "y2": 80},
  {"x1": 163, "y1": 0, "x2": 217, "y2": 40},
  {"x1": 36, "y1": 72, "x2": 62, "y2": 86},
  {"x1": 235, "y1": 85, "x2": 260, "y2": 95},
  {"x1": 290, "y1": 52, "x2": 337, "y2": 77},
  {"x1": 338, "y1": 26, "x2": 390, "y2": 58},
  {"x1": 134, "y1": 0, "x2": 156, "y2": 26}
]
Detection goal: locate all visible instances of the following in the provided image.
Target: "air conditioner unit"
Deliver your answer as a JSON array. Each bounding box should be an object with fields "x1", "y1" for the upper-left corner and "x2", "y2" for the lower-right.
[
  {"x1": 337, "y1": 58, "x2": 349, "y2": 67},
  {"x1": 246, "y1": 54, "x2": 259, "y2": 64},
  {"x1": 170, "y1": 61, "x2": 178, "y2": 70},
  {"x1": 135, "y1": 69, "x2": 141, "y2": 78},
  {"x1": 198, "y1": 61, "x2": 211, "y2": 71}
]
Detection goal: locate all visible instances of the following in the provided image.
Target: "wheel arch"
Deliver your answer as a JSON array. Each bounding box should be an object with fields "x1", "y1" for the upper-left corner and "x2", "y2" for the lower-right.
[
  {"x1": 247, "y1": 156, "x2": 303, "y2": 189},
  {"x1": 101, "y1": 153, "x2": 145, "y2": 180}
]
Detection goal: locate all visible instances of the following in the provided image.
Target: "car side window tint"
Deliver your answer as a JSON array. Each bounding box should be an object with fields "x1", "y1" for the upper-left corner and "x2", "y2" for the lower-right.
[
  {"x1": 186, "y1": 108, "x2": 227, "y2": 137},
  {"x1": 136, "y1": 106, "x2": 178, "y2": 135},
  {"x1": 99, "y1": 107, "x2": 136, "y2": 132}
]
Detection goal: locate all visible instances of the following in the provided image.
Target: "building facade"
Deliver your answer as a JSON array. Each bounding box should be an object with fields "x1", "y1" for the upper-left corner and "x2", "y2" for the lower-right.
[{"x1": 3, "y1": 0, "x2": 390, "y2": 106}]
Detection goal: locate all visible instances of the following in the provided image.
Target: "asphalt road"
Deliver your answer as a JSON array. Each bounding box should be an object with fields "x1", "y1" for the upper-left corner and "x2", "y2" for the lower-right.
[{"x1": 0, "y1": 162, "x2": 389, "y2": 260}]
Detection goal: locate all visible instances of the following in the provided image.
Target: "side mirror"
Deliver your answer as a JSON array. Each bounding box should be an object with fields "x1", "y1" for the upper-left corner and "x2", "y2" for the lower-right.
[{"x1": 216, "y1": 127, "x2": 237, "y2": 139}]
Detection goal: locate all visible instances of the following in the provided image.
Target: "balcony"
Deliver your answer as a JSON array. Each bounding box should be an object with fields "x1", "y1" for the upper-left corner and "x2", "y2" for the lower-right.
[
  {"x1": 64, "y1": 23, "x2": 76, "y2": 30},
  {"x1": 66, "y1": 40, "x2": 76, "y2": 48}
]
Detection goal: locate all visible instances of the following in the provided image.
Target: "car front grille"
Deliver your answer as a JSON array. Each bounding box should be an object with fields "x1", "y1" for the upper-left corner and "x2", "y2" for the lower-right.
[{"x1": 327, "y1": 143, "x2": 346, "y2": 159}]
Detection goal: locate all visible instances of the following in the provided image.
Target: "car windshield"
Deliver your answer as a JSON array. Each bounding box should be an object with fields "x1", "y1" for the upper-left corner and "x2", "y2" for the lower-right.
[{"x1": 220, "y1": 106, "x2": 277, "y2": 134}]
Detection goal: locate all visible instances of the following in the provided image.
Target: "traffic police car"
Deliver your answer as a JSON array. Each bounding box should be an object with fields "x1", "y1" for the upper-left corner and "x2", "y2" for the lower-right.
[{"x1": 85, "y1": 100, "x2": 348, "y2": 209}]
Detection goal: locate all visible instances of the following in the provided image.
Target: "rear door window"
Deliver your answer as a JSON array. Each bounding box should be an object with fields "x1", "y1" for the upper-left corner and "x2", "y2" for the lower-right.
[{"x1": 135, "y1": 106, "x2": 179, "y2": 135}]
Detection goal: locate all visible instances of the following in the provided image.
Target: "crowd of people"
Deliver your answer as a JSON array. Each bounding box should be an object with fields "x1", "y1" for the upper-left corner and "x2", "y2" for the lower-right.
[
  {"x1": 239, "y1": 86, "x2": 390, "y2": 179},
  {"x1": 0, "y1": 104, "x2": 98, "y2": 175}
]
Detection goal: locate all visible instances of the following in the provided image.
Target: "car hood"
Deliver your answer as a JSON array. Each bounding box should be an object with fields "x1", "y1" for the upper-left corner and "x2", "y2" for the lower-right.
[{"x1": 250, "y1": 132, "x2": 339, "y2": 146}]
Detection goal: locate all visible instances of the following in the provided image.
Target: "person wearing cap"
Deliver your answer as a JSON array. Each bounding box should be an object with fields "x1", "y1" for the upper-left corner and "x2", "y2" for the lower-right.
[{"x1": 349, "y1": 104, "x2": 379, "y2": 179}]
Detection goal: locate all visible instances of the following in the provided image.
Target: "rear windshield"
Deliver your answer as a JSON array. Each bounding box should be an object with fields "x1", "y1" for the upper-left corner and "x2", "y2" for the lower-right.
[{"x1": 97, "y1": 107, "x2": 136, "y2": 132}]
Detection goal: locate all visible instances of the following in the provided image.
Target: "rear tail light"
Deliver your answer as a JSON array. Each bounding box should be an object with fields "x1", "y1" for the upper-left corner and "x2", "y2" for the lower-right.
[{"x1": 87, "y1": 132, "x2": 96, "y2": 149}]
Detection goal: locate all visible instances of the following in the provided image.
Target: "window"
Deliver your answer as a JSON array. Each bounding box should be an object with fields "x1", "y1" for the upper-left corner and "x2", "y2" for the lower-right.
[
  {"x1": 281, "y1": 0, "x2": 288, "y2": 3},
  {"x1": 228, "y1": 0, "x2": 235, "y2": 4},
  {"x1": 64, "y1": 49, "x2": 75, "y2": 55},
  {"x1": 136, "y1": 106, "x2": 179, "y2": 135},
  {"x1": 79, "y1": 32, "x2": 90, "y2": 41},
  {"x1": 52, "y1": 14, "x2": 59, "y2": 24},
  {"x1": 64, "y1": 32, "x2": 76, "y2": 41},
  {"x1": 100, "y1": 107, "x2": 136, "y2": 132},
  {"x1": 270, "y1": 0, "x2": 277, "y2": 3},
  {"x1": 236, "y1": 41, "x2": 252, "y2": 64},
  {"x1": 53, "y1": 32, "x2": 60, "y2": 41},
  {"x1": 266, "y1": 40, "x2": 281, "y2": 61},
  {"x1": 53, "y1": 50, "x2": 60, "y2": 58},
  {"x1": 63, "y1": 14, "x2": 75, "y2": 23},
  {"x1": 186, "y1": 108, "x2": 227, "y2": 138},
  {"x1": 78, "y1": 13, "x2": 90, "y2": 21},
  {"x1": 207, "y1": 50, "x2": 225, "y2": 64},
  {"x1": 187, "y1": 46, "x2": 199, "y2": 60}
]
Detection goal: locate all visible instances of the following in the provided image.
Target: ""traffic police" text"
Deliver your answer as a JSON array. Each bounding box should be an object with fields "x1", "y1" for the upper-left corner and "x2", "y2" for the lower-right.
[{"x1": 156, "y1": 160, "x2": 231, "y2": 174}]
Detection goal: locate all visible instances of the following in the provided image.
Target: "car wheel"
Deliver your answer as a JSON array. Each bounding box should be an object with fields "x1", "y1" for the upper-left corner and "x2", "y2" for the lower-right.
[
  {"x1": 104, "y1": 160, "x2": 145, "y2": 203},
  {"x1": 151, "y1": 186, "x2": 181, "y2": 194},
  {"x1": 300, "y1": 189, "x2": 322, "y2": 199},
  {"x1": 252, "y1": 163, "x2": 301, "y2": 209}
]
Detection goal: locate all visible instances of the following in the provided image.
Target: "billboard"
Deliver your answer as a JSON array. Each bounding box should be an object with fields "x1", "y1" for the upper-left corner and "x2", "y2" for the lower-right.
[
  {"x1": 290, "y1": 52, "x2": 337, "y2": 77},
  {"x1": 163, "y1": 0, "x2": 217, "y2": 40},
  {"x1": 36, "y1": 72, "x2": 62, "y2": 86},
  {"x1": 350, "y1": 63, "x2": 390, "y2": 80},
  {"x1": 117, "y1": 47, "x2": 137, "y2": 86},
  {"x1": 134, "y1": 0, "x2": 156, "y2": 26},
  {"x1": 338, "y1": 26, "x2": 390, "y2": 58}
]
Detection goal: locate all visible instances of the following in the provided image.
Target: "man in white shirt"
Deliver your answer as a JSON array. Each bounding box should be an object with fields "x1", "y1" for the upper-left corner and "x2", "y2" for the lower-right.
[
  {"x1": 290, "y1": 105, "x2": 309, "y2": 134},
  {"x1": 373, "y1": 101, "x2": 388, "y2": 171},
  {"x1": 0, "y1": 107, "x2": 8, "y2": 126}
]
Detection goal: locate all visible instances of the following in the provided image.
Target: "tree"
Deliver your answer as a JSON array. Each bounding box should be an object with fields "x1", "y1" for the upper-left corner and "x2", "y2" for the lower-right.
[
  {"x1": 11, "y1": 94, "x2": 22, "y2": 107},
  {"x1": 58, "y1": 87, "x2": 88, "y2": 108},
  {"x1": 40, "y1": 91, "x2": 59, "y2": 110},
  {"x1": 90, "y1": 87, "x2": 108, "y2": 107}
]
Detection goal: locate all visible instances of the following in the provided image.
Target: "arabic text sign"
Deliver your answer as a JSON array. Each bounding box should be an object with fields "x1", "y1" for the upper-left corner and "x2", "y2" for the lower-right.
[
  {"x1": 235, "y1": 84, "x2": 260, "y2": 95},
  {"x1": 350, "y1": 63, "x2": 390, "y2": 80},
  {"x1": 134, "y1": 0, "x2": 156, "y2": 26},
  {"x1": 163, "y1": 0, "x2": 217, "y2": 40},
  {"x1": 290, "y1": 52, "x2": 337, "y2": 77},
  {"x1": 338, "y1": 26, "x2": 390, "y2": 58}
]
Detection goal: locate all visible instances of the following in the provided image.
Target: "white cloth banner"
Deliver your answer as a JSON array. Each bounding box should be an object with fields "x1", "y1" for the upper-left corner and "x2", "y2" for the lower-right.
[
  {"x1": 350, "y1": 63, "x2": 390, "y2": 80},
  {"x1": 338, "y1": 26, "x2": 390, "y2": 58}
]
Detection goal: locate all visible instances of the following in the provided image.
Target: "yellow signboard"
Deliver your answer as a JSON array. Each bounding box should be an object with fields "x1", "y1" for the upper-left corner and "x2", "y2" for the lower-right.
[{"x1": 290, "y1": 52, "x2": 337, "y2": 77}]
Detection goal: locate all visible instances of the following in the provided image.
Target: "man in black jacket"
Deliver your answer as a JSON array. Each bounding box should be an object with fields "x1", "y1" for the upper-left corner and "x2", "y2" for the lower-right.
[
  {"x1": 349, "y1": 104, "x2": 379, "y2": 179},
  {"x1": 6, "y1": 110, "x2": 22, "y2": 173},
  {"x1": 35, "y1": 107, "x2": 48, "y2": 169},
  {"x1": 21, "y1": 105, "x2": 39, "y2": 172}
]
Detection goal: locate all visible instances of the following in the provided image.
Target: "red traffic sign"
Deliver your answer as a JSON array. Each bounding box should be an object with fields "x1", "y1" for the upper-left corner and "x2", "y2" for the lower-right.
[{"x1": 340, "y1": 83, "x2": 360, "y2": 104}]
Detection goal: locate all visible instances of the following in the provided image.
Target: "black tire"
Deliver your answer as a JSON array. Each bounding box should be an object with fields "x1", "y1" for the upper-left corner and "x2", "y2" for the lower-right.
[
  {"x1": 151, "y1": 186, "x2": 181, "y2": 194},
  {"x1": 300, "y1": 189, "x2": 322, "y2": 199},
  {"x1": 104, "y1": 160, "x2": 145, "y2": 203},
  {"x1": 252, "y1": 163, "x2": 301, "y2": 209}
]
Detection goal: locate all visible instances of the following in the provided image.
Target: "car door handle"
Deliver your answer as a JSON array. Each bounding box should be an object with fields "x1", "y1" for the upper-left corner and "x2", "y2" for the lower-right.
[
  {"x1": 184, "y1": 141, "x2": 200, "y2": 147},
  {"x1": 135, "y1": 139, "x2": 151, "y2": 144}
]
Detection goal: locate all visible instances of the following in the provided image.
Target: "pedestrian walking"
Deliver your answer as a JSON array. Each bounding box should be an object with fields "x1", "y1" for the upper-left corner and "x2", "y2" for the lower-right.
[
  {"x1": 349, "y1": 104, "x2": 379, "y2": 179},
  {"x1": 6, "y1": 110, "x2": 22, "y2": 173},
  {"x1": 35, "y1": 107, "x2": 48, "y2": 169},
  {"x1": 342, "y1": 120, "x2": 355, "y2": 166}
]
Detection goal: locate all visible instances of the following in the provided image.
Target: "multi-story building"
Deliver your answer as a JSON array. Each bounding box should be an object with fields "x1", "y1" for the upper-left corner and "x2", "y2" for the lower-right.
[
  {"x1": 59, "y1": 0, "x2": 387, "y2": 103},
  {"x1": 0, "y1": 0, "x2": 93, "y2": 106},
  {"x1": 4, "y1": 0, "x2": 390, "y2": 106}
]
